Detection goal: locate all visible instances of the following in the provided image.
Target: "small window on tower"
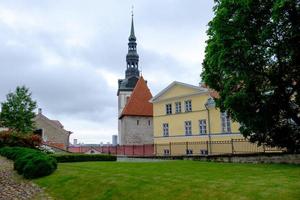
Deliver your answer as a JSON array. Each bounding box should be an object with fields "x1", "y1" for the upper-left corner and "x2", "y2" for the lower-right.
[
  {"x1": 137, "y1": 120, "x2": 139, "y2": 125},
  {"x1": 148, "y1": 120, "x2": 151, "y2": 126}
]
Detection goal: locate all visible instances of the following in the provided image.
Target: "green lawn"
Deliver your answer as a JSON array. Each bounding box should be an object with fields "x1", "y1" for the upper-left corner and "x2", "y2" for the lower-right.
[{"x1": 34, "y1": 161, "x2": 300, "y2": 200}]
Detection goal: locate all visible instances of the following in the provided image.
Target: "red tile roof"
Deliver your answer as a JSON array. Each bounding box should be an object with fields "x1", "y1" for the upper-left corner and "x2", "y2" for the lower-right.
[{"x1": 120, "y1": 76, "x2": 153, "y2": 118}]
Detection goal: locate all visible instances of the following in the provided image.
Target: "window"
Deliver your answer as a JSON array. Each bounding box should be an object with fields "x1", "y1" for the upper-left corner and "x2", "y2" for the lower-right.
[
  {"x1": 221, "y1": 112, "x2": 231, "y2": 133},
  {"x1": 185, "y1": 100, "x2": 192, "y2": 112},
  {"x1": 175, "y1": 102, "x2": 181, "y2": 113},
  {"x1": 185, "y1": 121, "x2": 192, "y2": 135},
  {"x1": 186, "y1": 149, "x2": 193, "y2": 155},
  {"x1": 137, "y1": 120, "x2": 139, "y2": 125},
  {"x1": 148, "y1": 120, "x2": 151, "y2": 126},
  {"x1": 163, "y1": 123, "x2": 169, "y2": 136},
  {"x1": 164, "y1": 149, "x2": 170, "y2": 155},
  {"x1": 199, "y1": 119, "x2": 207, "y2": 134},
  {"x1": 165, "y1": 104, "x2": 172, "y2": 115}
]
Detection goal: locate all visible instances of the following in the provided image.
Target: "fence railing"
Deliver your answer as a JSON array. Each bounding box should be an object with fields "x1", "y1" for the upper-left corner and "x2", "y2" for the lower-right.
[
  {"x1": 155, "y1": 139, "x2": 283, "y2": 156},
  {"x1": 68, "y1": 139, "x2": 283, "y2": 156}
]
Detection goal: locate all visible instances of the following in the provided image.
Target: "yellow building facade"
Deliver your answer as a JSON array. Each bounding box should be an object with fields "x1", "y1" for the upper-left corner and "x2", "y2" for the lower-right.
[{"x1": 150, "y1": 81, "x2": 246, "y2": 156}]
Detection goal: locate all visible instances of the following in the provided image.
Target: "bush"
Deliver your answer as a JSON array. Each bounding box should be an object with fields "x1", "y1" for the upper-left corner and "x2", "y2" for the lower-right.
[
  {"x1": 0, "y1": 146, "x2": 37, "y2": 160},
  {"x1": 52, "y1": 154, "x2": 117, "y2": 163},
  {"x1": 0, "y1": 147, "x2": 57, "y2": 179},
  {"x1": 22, "y1": 155, "x2": 57, "y2": 179},
  {"x1": 0, "y1": 130, "x2": 42, "y2": 148}
]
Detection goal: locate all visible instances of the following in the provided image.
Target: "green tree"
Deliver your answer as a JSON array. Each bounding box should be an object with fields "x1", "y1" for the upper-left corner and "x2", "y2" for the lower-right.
[
  {"x1": 202, "y1": 0, "x2": 300, "y2": 152},
  {"x1": 0, "y1": 86, "x2": 37, "y2": 133}
]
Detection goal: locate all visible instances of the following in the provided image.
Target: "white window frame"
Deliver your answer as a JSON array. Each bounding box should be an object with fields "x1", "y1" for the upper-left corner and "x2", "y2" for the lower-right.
[
  {"x1": 165, "y1": 104, "x2": 172, "y2": 115},
  {"x1": 199, "y1": 119, "x2": 207, "y2": 134},
  {"x1": 175, "y1": 102, "x2": 181, "y2": 113},
  {"x1": 163, "y1": 123, "x2": 169, "y2": 136},
  {"x1": 221, "y1": 112, "x2": 231, "y2": 133},
  {"x1": 185, "y1": 121, "x2": 192, "y2": 136},
  {"x1": 164, "y1": 149, "x2": 170, "y2": 155},
  {"x1": 186, "y1": 149, "x2": 193, "y2": 155},
  {"x1": 185, "y1": 100, "x2": 192, "y2": 112}
]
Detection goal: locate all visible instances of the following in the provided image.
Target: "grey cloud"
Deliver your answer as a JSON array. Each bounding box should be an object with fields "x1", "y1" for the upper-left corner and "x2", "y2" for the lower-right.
[{"x1": 0, "y1": 0, "x2": 214, "y2": 142}]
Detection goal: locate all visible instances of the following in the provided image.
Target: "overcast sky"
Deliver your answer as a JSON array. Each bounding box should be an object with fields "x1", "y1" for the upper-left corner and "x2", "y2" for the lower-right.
[{"x1": 0, "y1": 0, "x2": 215, "y2": 144}]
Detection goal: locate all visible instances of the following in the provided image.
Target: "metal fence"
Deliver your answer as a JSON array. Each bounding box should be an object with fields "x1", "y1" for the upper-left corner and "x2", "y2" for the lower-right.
[
  {"x1": 155, "y1": 139, "x2": 283, "y2": 156},
  {"x1": 68, "y1": 139, "x2": 282, "y2": 156}
]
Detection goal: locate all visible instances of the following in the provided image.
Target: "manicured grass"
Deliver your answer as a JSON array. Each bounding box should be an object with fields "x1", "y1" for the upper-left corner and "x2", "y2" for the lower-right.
[{"x1": 34, "y1": 161, "x2": 300, "y2": 200}]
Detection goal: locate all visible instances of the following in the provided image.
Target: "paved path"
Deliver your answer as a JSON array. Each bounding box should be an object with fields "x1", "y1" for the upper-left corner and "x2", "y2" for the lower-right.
[{"x1": 0, "y1": 156, "x2": 52, "y2": 200}]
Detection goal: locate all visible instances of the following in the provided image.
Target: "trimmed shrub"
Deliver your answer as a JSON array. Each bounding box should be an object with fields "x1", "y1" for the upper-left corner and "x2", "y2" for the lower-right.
[
  {"x1": 0, "y1": 146, "x2": 37, "y2": 160},
  {"x1": 52, "y1": 154, "x2": 117, "y2": 163},
  {"x1": 0, "y1": 147, "x2": 57, "y2": 179},
  {"x1": 22, "y1": 155, "x2": 57, "y2": 179},
  {"x1": 14, "y1": 153, "x2": 37, "y2": 174}
]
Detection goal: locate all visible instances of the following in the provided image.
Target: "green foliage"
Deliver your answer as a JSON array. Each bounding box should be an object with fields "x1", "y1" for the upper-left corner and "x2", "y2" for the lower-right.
[
  {"x1": 202, "y1": 0, "x2": 300, "y2": 152},
  {"x1": 0, "y1": 146, "x2": 37, "y2": 160},
  {"x1": 22, "y1": 155, "x2": 57, "y2": 179},
  {"x1": 0, "y1": 147, "x2": 57, "y2": 179},
  {"x1": 0, "y1": 130, "x2": 42, "y2": 148},
  {"x1": 0, "y1": 86, "x2": 37, "y2": 134},
  {"x1": 51, "y1": 153, "x2": 117, "y2": 163}
]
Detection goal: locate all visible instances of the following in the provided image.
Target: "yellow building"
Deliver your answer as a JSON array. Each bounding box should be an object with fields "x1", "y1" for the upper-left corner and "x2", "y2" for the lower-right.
[{"x1": 150, "y1": 81, "x2": 246, "y2": 156}]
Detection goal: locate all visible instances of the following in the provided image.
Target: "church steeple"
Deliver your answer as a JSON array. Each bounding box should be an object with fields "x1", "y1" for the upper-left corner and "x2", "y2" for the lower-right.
[{"x1": 125, "y1": 13, "x2": 140, "y2": 78}]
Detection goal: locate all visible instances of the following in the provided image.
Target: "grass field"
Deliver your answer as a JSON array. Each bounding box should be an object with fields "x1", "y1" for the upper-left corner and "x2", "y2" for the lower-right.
[{"x1": 34, "y1": 161, "x2": 300, "y2": 200}]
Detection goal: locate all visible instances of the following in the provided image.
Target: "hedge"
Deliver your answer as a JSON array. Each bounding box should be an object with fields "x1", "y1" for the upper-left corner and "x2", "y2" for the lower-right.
[
  {"x1": 0, "y1": 147, "x2": 57, "y2": 179},
  {"x1": 51, "y1": 154, "x2": 117, "y2": 163}
]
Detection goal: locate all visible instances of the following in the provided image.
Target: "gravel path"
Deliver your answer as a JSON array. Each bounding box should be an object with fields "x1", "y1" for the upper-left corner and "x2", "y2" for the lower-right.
[{"x1": 0, "y1": 156, "x2": 52, "y2": 200}]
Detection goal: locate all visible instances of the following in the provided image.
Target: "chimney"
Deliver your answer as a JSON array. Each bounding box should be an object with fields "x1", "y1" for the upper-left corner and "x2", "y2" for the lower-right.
[
  {"x1": 199, "y1": 81, "x2": 207, "y2": 88},
  {"x1": 38, "y1": 108, "x2": 42, "y2": 114}
]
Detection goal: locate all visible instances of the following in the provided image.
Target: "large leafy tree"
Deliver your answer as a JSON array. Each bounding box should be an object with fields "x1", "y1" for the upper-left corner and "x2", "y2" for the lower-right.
[
  {"x1": 0, "y1": 86, "x2": 37, "y2": 133},
  {"x1": 202, "y1": 0, "x2": 300, "y2": 152}
]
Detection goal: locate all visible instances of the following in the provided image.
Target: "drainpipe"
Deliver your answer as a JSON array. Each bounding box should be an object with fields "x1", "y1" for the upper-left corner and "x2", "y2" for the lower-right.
[{"x1": 205, "y1": 97, "x2": 215, "y2": 155}]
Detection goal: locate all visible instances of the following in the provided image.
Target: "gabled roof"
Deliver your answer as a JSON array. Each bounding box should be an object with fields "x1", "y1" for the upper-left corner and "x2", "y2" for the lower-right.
[
  {"x1": 120, "y1": 76, "x2": 153, "y2": 119},
  {"x1": 150, "y1": 81, "x2": 208, "y2": 103},
  {"x1": 51, "y1": 120, "x2": 64, "y2": 128},
  {"x1": 35, "y1": 113, "x2": 72, "y2": 135}
]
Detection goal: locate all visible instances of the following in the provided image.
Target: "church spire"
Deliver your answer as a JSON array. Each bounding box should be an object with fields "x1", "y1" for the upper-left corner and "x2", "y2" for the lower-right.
[
  {"x1": 129, "y1": 13, "x2": 136, "y2": 41},
  {"x1": 125, "y1": 10, "x2": 140, "y2": 78}
]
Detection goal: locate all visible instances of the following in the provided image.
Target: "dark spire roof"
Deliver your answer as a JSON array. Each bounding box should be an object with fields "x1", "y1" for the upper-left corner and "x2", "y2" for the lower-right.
[
  {"x1": 117, "y1": 12, "x2": 141, "y2": 95},
  {"x1": 129, "y1": 16, "x2": 136, "y2": 41},
  {"x1": 125, "y1": 13, "x2": 139, "y2": 78}
]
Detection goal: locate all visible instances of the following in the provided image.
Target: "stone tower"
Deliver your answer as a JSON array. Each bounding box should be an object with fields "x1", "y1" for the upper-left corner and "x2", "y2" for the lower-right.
[{"x1": 117, "y1": 14, "x2": 140, "y2": 144}]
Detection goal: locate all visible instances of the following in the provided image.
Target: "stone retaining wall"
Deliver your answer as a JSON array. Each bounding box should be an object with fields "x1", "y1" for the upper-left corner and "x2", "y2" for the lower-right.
[
  {"x1": 122, "y1": 153, "x2": 300, "y2": 164},
  {"x1": 192, "y1": 153, "x2": 300, "y2": 164}
]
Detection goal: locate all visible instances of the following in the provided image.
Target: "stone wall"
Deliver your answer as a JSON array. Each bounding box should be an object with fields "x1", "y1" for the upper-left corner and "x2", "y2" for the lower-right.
[
  {"x1": 120, "y1": 116, "x2": 153, "y2": 145},
  {"x1": 122, "y1": 153, "x2": 300, "y2": 164},
  {"x1": 118, "y1": 90, "x2": 133, "y2": 144},
  {"x1": 192, "y1": 153, "x2": 300, "y2": 164}
]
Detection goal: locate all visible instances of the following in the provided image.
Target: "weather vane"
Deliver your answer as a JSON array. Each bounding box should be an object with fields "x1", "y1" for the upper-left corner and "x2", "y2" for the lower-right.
[{"x1": 131, "y1": 5, "x2": 134, "y2": 17}]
